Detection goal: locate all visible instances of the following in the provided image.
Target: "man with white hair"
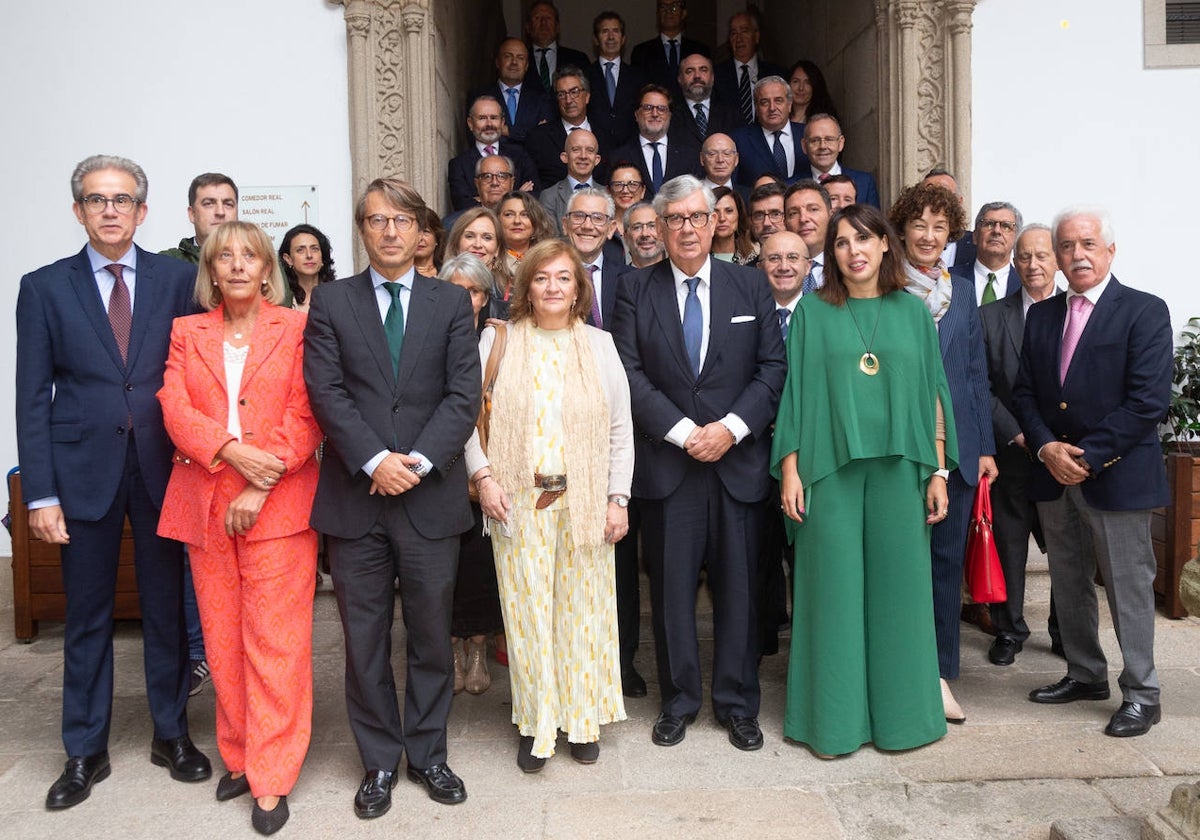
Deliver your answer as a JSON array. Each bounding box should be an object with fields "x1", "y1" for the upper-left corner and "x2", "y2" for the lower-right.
[{"x1": 1013, "y1": 207, "x2": 1171, "y2": 738}]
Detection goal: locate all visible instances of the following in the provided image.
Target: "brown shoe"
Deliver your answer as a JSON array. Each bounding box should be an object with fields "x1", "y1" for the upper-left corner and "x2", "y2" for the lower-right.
[
  {"x1": 960, "y1": 603, "x2": 997, "y2": 636},
  {"x1": 452, "y1": 638, "x2": 466, "y2": 695},
  {"x1": 464, "y1": 637, "x2": 491, "y2": 694}
]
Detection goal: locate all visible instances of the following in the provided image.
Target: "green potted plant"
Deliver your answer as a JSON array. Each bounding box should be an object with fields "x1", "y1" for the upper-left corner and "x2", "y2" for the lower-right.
[{"x1": 1164, "y1": 316, "x2": 1200, "y2": 452}]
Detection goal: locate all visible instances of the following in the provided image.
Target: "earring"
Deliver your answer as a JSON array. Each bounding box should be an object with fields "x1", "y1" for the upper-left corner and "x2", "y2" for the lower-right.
[{"x1": 571, "y1": 299, "x2": 578, "y2": 309}]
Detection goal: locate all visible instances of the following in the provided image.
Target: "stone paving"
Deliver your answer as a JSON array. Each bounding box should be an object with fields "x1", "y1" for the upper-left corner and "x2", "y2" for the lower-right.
[{"x1": 1, "y1": 552, "x2": 1197, "y2": 839}]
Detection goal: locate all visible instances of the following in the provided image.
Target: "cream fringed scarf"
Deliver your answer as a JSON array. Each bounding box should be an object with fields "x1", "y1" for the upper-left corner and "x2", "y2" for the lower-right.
[
  {"x1": 903, "y1": 258, "x2": 953, "y2": 324},
  {"x1": 487, "y1": 320, "x2": 610, "y2": 548}
]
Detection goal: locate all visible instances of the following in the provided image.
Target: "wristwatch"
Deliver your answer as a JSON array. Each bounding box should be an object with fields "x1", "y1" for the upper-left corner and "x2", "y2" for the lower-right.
[
  {"x1": 933, "y1": 469, "x2": 950, "y2": 481},
  {"x1": 608, "y1": 494, "x2": 630, "y2": 508}
]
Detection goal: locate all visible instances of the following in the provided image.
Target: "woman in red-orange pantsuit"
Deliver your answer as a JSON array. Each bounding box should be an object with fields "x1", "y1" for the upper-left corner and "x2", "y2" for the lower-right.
[{"x1": 157, "y1": 221, "x2": 321, "y2": 836}]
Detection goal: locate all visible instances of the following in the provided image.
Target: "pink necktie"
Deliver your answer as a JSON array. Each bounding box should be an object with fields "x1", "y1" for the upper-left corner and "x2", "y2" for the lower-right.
[
  {"x1": 484, "y1": 145, "x2": 496, "y2": 156},
  {"x1": 1059, "y1": 294, "x2": 1092, "y2": 384},
  {"x1": 586, "y1": 264, "x2": 602, "y2": 328},
  {"x1": 105, "y1": 264, "x2": 131, "y2": 363}
]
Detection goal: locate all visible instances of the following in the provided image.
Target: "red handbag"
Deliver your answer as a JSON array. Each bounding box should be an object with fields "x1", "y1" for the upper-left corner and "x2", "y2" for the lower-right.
[{"x1": 965, "y1": 474, "x2": 1007, "y2": 604}]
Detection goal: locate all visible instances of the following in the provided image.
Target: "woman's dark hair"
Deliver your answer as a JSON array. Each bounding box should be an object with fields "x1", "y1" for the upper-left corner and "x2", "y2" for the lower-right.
[
  {"x1": 419, "y1": 206, "x2": 447, "y2": 270},
  {"x1": 711, "y1": 186, "x2": 756, "y2": 262},
  {"x1": 787, "y1": 59, "x2": 839, "y2": 123},
  {"x1": 820, "y1": 204, "x2": 906, "y2": 307},
  {"x1": 888, "y1": 181, "x2": 968, "y2": 244},
  {"x1": 278, "y1": 223, "x2": 336, "y2": 305},
  {"x1": 496, "y1": 190, "x2": 556, "y2": 249}
]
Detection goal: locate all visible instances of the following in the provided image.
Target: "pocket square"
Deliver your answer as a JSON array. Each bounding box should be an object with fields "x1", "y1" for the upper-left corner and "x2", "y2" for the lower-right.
[{"x1": 730, "y1": 315, "x2": 755, "y2": 323}]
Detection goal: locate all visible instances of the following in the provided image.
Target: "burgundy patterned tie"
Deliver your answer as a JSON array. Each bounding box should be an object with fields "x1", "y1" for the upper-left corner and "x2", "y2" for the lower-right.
[
  {"x1": 106, "y1": 264, "x2": 131, "y2": 363},
  {"x1": 587, "y1": 264, "x2": 602, "y2": 328}
]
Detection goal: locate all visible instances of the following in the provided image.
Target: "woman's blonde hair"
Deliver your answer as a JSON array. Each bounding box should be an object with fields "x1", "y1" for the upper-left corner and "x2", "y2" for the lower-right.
[
  {"x1": 195, "y1": 221, "x2": 286, "y2": 310},
  {"x1": 507, "y1": 239, "x2": 594, "y2": 325}
]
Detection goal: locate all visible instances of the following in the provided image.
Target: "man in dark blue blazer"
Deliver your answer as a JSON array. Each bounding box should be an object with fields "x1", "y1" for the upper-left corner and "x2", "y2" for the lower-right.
[
  {"x1": 523, "y1": 1, "x2": 590, "y2": 93},
  {"x1": 713, "y1": 11, "x2": 785, "y2": 125},
  {"x1": 950, "y1": 201, "x2": 1023, "y2": 305},
  {"x1": 672, "y1": 52, "x2": 744, "y2": 145},
  {"x1": 800, "y1": 114, "x2": 881, "y2": 208},
  {"x1": 586, "y1": 11, "x2": 645, "y2": 154},
  {"x1": 16, "y1": 155, "x2": 211, "y2": 809},
  {"x1": 609, "y1": 84, "x2": 701, "y2": 200},
  {"x1": 447, "y1": 95, "x2": 538, "y2": 211},
  {"x1": 525, "y1": 66, "x2": 608, "y2": 191},
  {"x1": 1013, "y1": 208, "x2": 1172, "y2": 738},
  {"x1": 475, "y1": 39, "x2": 553, "y2": 147},
  {"x1": 611, "y1": 175, "x2": 786, "y2": 752},
  {"x1": 732, "y1": 77, "x2": 809, "y2": 186},
  {"x1": 629, "y1": 0, "x2": 710, "y2": 97}
]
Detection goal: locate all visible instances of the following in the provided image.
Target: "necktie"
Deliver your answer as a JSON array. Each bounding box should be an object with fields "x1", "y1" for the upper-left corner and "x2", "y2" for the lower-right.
[
  {"x1": 738, "y1": 63, "x2": 753, "y2": 124},
  {"x1": 801, "y1": 267, "x2": 817, "y2": 296},
  {"x1": 586, "y1": 264, "x2": 602, "y2": 328},
  {"x1": 650, "y1": 141, "x2": 664, "y2": 192},
  {"x1": 772, "y1": 130, "x2": 788, "y2": 176},
  {"x1": 776, "y1": 307, "x2": 789, "y2": 343},
  {"x1": 604, "y1": 61, "x2": 617, "y2": 106},
  {"x1": 668, "y1": 39, "x2": 679, "y2": 75},
  {"x1": 818, "y1": 172, "x2": 831, "y2": 183},
  {"x1": 1059, "y1": 294, "x2": 1092, "y2": 384},
  {"x1": 383, "y1": 281, "x2": 405, "y2": 376},
  {"x1": 484, "y1": 144, "x2": 496, "y2": 156},
  {"x1": 694, "y1": 102, "x2": 708, "y2": 136},
  {"x1": 538, "y1": 48, "x2": 551, "y2": 91},
  {"x1": 105, "y1": 264, "x2": 131, "y2": 363},
  {"x1": 574, "y1": 181, "x2": 588, "y2": 190},
  {"x1": 982, "y1": 271, "x2": 998, "y2": 304},
  {"x1": 683, "y1": 277, "x2": 702, "y2": 375},
  {"x1": 505, "y1": 86, "x2": 518, "y2": 124}
]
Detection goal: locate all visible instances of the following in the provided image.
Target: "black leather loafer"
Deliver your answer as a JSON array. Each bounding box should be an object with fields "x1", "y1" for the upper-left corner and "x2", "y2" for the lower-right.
[
  {"x1": 721, "y1": 715, "x2": 764, "y2": 751},
  {"x1": 216, "y1": 771, "x2": 252, "y2": 801},
  {"x1": 353, "y1": 768, "x2": 396, "y2": 819},
  {"x1": 406, "y1": 763, "x2": 467, "y2": 805},
  {"x1": 651, "y1": 712, "x2": 696, "y2": 747},
  {"x1": 1028, "y1": 676, "x2": 1110, "y2": 704},
  {"x1": 1104, "y1": 701, "x2": 1161, "y2": 737},
  {"x1": 45, "y1": 752, "x2": 111, "y2": 810},
  {"x1": 988, "y1": 636, "x2": 1023, "y2": 666},
  {"x1": 621, "y1": 667, "x2": 648, "y2": 698},
  {"x1": 252, "y1": 796, "x2": 289, "y2": 835},
  {"x1": 150, "y1": 735, "x2": 212, "y2": 782},
  {"x1": 517, "y1": 736, "x2": 547, "y2": 773}
]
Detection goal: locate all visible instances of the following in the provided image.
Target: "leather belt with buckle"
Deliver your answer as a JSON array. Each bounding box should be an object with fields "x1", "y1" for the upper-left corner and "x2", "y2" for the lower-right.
[{"x1": 534, "y1": 473, "x2": 567, "y2": 509}]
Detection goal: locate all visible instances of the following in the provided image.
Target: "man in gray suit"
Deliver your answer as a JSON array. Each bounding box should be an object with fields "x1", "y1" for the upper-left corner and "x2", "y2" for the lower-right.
[
  {"x1": 539, "y1": 128, "x2": 602, "y2": 234},
  {"x1": 304, "y1": 178, "x2": 480, "y2": 812}
]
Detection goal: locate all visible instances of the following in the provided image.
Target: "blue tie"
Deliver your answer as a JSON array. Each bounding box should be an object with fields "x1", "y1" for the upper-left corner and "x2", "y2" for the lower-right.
[
  {"x1": 801, "y1": 265, "x2": 817, "y2": 296},
  {"x1": 772, "y1": 130, "x2": 788, "y2": 177},
  {"x1": 683, "y1": 277, "x2": 702, "y2": 375},
  {"x1": 505, "y1": 86, "x2": 518, "y2": 124},
  {"x1": 694, "y1": 102, "x2": 708, "y2": 136},
  {"x1": 777, "y1": 307, "x2": 789, "y2": 343},
  {"x1": 650, "y1": 141, "x2": 664, "y2": 192},
  {"x1": 605, "y1": 61, "x2": 617, "y2": 106},
  {"x1": 668, "y1": 39, "x2": 679, "y2": 75}
]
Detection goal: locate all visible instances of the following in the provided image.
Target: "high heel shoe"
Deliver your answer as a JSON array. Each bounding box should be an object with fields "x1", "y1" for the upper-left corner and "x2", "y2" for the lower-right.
[
  {"x1": 941, "y1": 678, "x2": 966, "y2": 724},
  {"x1": 452, "y1": 638, "x2": 466, "y2": 695},
  {"x1": 464, "y1": 637, "x2": 491, "y2": 694}
]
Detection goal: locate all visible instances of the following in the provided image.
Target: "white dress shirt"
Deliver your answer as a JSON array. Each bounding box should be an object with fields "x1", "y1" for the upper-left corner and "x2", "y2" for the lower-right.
[
  {"x1": 973, "y1": 260, "x2": 1013, "y2": 306},
  {"x1": 761, "y1": 124, "x2": 796, "y2": 174}
]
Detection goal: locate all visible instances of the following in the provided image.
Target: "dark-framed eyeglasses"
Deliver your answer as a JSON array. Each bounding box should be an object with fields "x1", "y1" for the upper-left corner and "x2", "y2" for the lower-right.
[
  {"x1": 365, "y1": 213, "x2": 417, "y2": 232},
  {"x1": 79, "y1": 194, "x2": 140, "y2": 215},
  {"x1": 662, "y1": 211, "x2": 711, "y2": 230}
]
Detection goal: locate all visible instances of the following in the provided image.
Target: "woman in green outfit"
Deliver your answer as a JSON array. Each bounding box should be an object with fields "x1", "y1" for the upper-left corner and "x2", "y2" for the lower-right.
[{"x1": 771, "y1": 203, "x2": 957, "y2": 758}]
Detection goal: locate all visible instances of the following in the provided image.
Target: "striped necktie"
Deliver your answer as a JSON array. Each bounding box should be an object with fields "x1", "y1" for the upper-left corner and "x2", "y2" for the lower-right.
[{"x1": 738, "y1": 63, "x2": 753, "y2": 123}]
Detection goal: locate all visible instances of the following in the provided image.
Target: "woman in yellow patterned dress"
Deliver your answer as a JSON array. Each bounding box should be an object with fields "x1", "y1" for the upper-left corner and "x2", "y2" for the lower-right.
[{"x1": 465, "y1": 238, "x2": 633, "y2": 772}]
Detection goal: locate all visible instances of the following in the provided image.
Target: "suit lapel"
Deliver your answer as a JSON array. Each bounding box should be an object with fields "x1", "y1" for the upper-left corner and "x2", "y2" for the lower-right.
[
  {"x1": 648, "y1": 263, "x2": 695, "y2": 379},
  {"x1": 348, "y1": 271, "x2": 395, "y2": 386},
  {"x1": 1001, "y1": 294, "x2": 1024, "y2": 361},
  {"x1": 395, "y1": 274, "x2": 436, "y2": 391},
  {"x1": 194, "y1": 308, "x2": 228, "y2": 392},
  {"x1": 68, "y1": 248, "x2": 125, "y2": 371},
  {"x1": 1063, "y1": 278, "x2": 1122, "y2": 388},
  {"x1": 239, "y1": 305, "x2": 287, "y2": 395},
  {"x1": 703, "y1": 262, "x2": 734, "y2": 379},
  {"x1": 937, "y1": 288, "x2": 965, "y2": 359},
  {"x1": 126, "y1": 246, "x2": 164, "y2": 372}
]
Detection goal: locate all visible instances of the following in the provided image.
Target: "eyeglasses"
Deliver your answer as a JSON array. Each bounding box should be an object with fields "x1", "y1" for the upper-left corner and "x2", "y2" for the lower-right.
[
  {"x1": 556, "y1": 87, "x2": 585, "y2": 100},
  {"x1": 475, "y1": 172, "x2": 514, "y2": 183},
  {"x1": 639, "y1": 104, "x2": 669, "y2": 114},
  {"x1": 763, "y1": 252, "x2": 810, "y2": 266},
  {"x1": 980, "y1": 219, "x2": 1017, "y2": 233},
  {"x1": 365, "y1": 213, "x2": 417, "y2": 232},
  {"x1": 79, "y1": 194, "x2": 140, "y2": 214},
  {"x1": 702, "y1": 149, "x2": 737, "y2": 159},
  {"x1": 805, "y1": 135, "x2": 842, "y2": 147},
  {"x1": 662, "y1": 211, "x2": 711, "y2": 230},
  {"x1": 629, "y1": 222, "x2": 657, "y2": 234},
  {"x1": 566, "y1": 211, "x2": 611, "y2": 226},
  {"x1": 751, "y1": 209, "x2": 785, "y2": 223},
  {"x1": 658, "y1": 2, "x2": 683, "y2": 11},
  {"x1": 610, "y1": 180, "x2": 644, "y2": 193}
]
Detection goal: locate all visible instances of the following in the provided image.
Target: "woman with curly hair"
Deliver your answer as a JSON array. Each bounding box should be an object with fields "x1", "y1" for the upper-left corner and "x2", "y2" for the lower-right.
[{"x1": 278, "y1": 224, "x2": 336, "y2": 315}]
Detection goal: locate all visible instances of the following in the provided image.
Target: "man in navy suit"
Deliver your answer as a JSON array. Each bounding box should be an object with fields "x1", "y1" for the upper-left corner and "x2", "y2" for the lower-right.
[
  {"x1": 17, "y1": 154, "x2": 211, "y2": 810},
  {"x1": 586, "y1": 11, "x2": 644, "y2": 154},
  {"x1": 476, "y1": 39, "x2": 552, "y2": 147},
  {"x1": 610, "y1": 84, "x2": 701, "y2": 199},
  {"x1": 562, "y1": 188, "x2": 629, "y2": 334},
  {"x1": 523, "y1": 1, "x2": 590, "y2": 93},
  {"x1": 951, "y1": 201, "x2": 1023, "y2": 305},
  {"x1": 1013, "y1": 207, "x2": 1172, "y2": 738},
  {"x1": 800, "y1": 114, "x2": 881, "y2": 208},
  {"x1": 673, "y1": 52, "x2": 743, "y2": 144},
  {"x1": 713, "y1": 11, "x2": 785, "y2": 126},
  {"x1": 630, "y1": 0, "x2": 710, "y2": 96},
  {"x1": 732, "y1": 77, "x2": 809, "y2": 187},
  {"x1": 447, "y1": 95, "x2": 538, "y2": 212},
  {"x1": 611, "y1": 175, "x2": 786, "y2": 752}
]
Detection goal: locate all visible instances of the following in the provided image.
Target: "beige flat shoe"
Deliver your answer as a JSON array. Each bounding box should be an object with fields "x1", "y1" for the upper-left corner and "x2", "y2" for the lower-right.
[
  {"x1": 464, "y1": 637, "x2": 491, "y2": 694},
  {"x1": 941, "y1": 678, "x2": 966, "y2": 724}
]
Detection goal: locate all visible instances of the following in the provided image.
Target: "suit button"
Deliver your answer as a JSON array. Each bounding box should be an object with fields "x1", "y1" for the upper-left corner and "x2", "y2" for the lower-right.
[
  {"x1": 692, "y1": 387, "x2": 700, "y2": 395},
  {"x1": 124, "y1": 383, "x2": 133, "y2": 391},
  {"x1": 1058, "y1": 402, "x2": 1067, "y2": 410},
  {"x1": 392, "y1": 405, "x2": 400, "y2": 413},
  {"x1": 239, "y1": 398, "x2": 246, "y2": 406},
  {"x1": 116, "y1": 427, "x2": 125, "y2": 435}
]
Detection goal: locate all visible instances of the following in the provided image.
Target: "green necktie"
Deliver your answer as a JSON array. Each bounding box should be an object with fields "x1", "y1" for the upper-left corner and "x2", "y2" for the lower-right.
[
  {"x1": 982, "y1": 272, "x2": 998, "y2": 304},
  {"x1": 384, "y1": 281, "x2": 405, "y2": 375}
]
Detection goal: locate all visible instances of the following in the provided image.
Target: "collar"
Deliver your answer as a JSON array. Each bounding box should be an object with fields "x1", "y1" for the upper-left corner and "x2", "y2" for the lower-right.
[
  {"x1": 763, "y1": 124, "x2": 791, "y2": 141},
  {"x1": 973, "y1": 260, "x2": 1011, "y2": 282},
  {"x1": 86, "y1": 243, "x2": 137, "y2": 273},
  {"x1": 660, "y1": 33, "x2": 682, "y2": 47},
  {"x1": 567, "y1": 176, "x2": 593, "y2": 190},
  {"x1": 501, "y1": 82, "x2": 522, "y2": 95},
  {"x1": 370, "y1": 265, "x2": 415, "y2": 291},
  {"x1": 1066, "y1": 274, "x2": 1111, "y2": 307},
  {"x1": 534, "y1": 42, "x2": 557, "y2": 55},
  {"x1": 687, "y1": 96, "x2": 712, "y2": 112},
  {"x1": 702, "y1": 177, "x2": 733, "y2": 190},
  {"x1": 641, "y1": 134, "x2": 668, "y2": 149},
  {"x1": 777, "y1": 292, "x2": 801, "y2": 312},
  {"x1": 669, "y1": 256, "x2": 712, "y2": 288},
  {"x1": 811, "y1": 160, "x2": 842, "y2": 178},
  {"x1": 563, "y1": 118, "x2": 591, "y2": 133},
  {"x1": 738, "y1": 57, "x2": 759, "y2": 77}
]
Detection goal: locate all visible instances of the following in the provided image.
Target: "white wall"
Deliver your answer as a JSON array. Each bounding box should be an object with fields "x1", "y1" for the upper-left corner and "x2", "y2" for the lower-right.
[
  {"x1": 972, "y1": 0, "x2": 1200, "y2": 327},
  {"x1": 0, "y1": 1, "x2": 352, "y2": 554}
]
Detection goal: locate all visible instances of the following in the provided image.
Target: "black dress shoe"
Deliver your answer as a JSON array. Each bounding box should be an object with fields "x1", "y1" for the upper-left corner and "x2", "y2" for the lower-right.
[
  {"x1": 1028, "y1": 676, "x2": 1110, "y2": 704},
  {"x1": 988, "y1": 636, "x2": 1023, "y2": 666},
  {"x1": 651, "y1": 712, "x2": 696, "y2": 747},
  {"x1": 150, "y1": 735, "x2": 212, "y2": 782},
  {"x1": 252, "y1": 796, "x2": 289, "y2": 835},
  {"x1": 516, "y1": 736, "x2": 547, "y2": 773},
  {"x1": 621, "y1": 667, "x2": 648, "y2": 698},
  {"x1": 721, "y1": 715, "x2": 764, "y2": 751},
  {"x1": 216, "y1": 771, "x2": 252, "y2": 801},
  {"x1": 569, "y1": 741, "x2": 600, "y2": 764},
  {"x1": 353, "y1": 768, "x2": 396, "y2": 819},
  {"x1": 1104, "y1": 701, "x2": 1162, "y2": 737},
  {"x1": 45, "y1": 752, "x2": 111, "y2": 810},
  {"x1": 406, "y1": 763, "x2": 467, "y2": 805}
]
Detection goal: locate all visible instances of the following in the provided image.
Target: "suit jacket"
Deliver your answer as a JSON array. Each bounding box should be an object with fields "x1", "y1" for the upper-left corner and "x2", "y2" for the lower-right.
[
  {"x1": 586, "y1": 59, "x2": 645, "y2": 153},
  {"x1": 931, "y1": 278, "x2": 996, "y2": 487},
  {"x1": 1011, "y1": 277, "x2": 1172, "y2": 510},
  {"x1": 950, "y1": 262, "x2": 1021, "y2": 306},
  {"x1": 731, "y1": 122, "x2": 810, "y2": 186},
  {"x1": 472, "y1": 82, "x2": 552, "y2": 146},
  {"x1": 672, "y1": 97, "x2": 743, "y2": 145},
  {"x1": 156, "y1": 305, "x2": 321, "y2": 549},
  {"x1": 523, "y1": 43, "x2": 592, "y2": 93},
  {"x1": 610, "y1": 259, "x2": 787, "y2": 503},
  {"x1": 713, "y1": 58, "x2": 786, "y2": 125},
  {"x1": 588, "y1": 240, "x2": 631, "y2": 330},
  {"x1": 15, "y1": 245, "x2": 197, "y2": 520},
  {"x1": 525, "y1": 120, "x2": 611, "y2": 191},
  {"x1": 303, "y1": 270, "x2": 482, "y2": 539},
  {"x1": 830, "y1": 166, "x2": 881, "y2": 209},
  {"x1": 950, "y1": 230, "x2": 976, "y2": 268},
  {"x1": 979, "y1": 291, "x2": 1028, "y2": 449},
  {"x1": 630, "y1": 35, "x2": 711, "y2": 96},
  {"x1": 610, "y1": 128, "x2": 701, "y2": 199},
  {"x1": 446, "y1": 140, "x2": 539, "y2": 211}
]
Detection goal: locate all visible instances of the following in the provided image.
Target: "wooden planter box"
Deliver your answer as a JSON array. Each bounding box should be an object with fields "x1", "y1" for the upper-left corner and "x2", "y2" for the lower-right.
[
  {"x1": 7, "y1": 472, "x2": 141, "y2": 642},
  {"x1": 1151, "y1": 450, "x2": 1197, "y2": 619}
]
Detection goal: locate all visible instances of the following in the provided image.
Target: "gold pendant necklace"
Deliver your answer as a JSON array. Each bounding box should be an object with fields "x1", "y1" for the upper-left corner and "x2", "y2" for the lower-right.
[{"x1": 847, "y1": 296, "x2": 883, "y2": 376}]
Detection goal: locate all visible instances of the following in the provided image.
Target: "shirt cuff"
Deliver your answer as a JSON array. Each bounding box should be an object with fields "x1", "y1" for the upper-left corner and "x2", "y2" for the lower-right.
[
  {"x1": 719, "y1": 413, "x2": 749, "y2": 444},
  {"x1": 665, "y1": 418, "x2": 697, "y2": 449},
  {"x1": 409, "y1": 451, "x2": 433, "y2": 476},
  {"x1": 27, "y1": 495, "x2": 60, "y2": 510},
  {"x1": 362, "y1": 450, "x2": 389, "y2": 477}
]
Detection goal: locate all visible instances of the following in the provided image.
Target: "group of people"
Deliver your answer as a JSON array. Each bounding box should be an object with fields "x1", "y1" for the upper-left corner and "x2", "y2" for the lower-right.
[{"x1": 14, "y1": 1, "x2": 1171, "y2": 834}]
